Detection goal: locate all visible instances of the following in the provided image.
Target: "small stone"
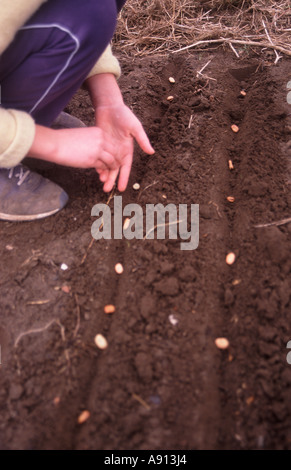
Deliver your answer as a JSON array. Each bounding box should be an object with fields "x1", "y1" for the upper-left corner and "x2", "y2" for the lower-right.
[
  {"x1": 168, "y1": 314, "x2": 178, "y2": 326},
  {"x1": 9, "y1": 383, "x2": 24, "y2": 400}
]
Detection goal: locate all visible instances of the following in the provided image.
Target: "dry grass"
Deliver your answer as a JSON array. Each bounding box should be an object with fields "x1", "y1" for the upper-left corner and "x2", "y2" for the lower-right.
[{"x1": 113, "y1": 0, "x2": 291, "y2": 60}]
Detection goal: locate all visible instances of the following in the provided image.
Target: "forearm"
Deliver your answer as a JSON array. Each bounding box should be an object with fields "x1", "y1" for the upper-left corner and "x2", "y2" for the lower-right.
[
  {"x1": 85, "y1": 73, "x2": 124, "y2": 108},
  {"x1": 28, "y1": 123, "x2": 121, "y2": 171},
  {"x1": 28, "y1": 124, "x2": 58, "y2": 163}
]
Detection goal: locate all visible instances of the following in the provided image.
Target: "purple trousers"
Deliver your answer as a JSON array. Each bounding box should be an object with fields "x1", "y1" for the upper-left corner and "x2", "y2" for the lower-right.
[{"x1": 0, "y1": 0, "x2": 126, "y2": 126}]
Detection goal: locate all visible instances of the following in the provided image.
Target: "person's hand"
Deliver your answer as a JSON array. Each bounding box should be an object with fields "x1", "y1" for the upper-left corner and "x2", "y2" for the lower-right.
[
  {"x1": 95, "y1": 103, "x2": 154, "y2": 192},
  {"x1": 29, "y1": 125, "x2": 121, "y2": 172},
  {"x1": 85, "y1": 72, "x2": 155, "y2": 192}
]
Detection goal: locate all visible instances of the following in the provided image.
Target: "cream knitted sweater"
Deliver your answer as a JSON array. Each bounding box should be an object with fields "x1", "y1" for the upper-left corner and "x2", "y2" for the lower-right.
[{"x1": 0, "y1": 0, "x2": 121, "y2": 168}]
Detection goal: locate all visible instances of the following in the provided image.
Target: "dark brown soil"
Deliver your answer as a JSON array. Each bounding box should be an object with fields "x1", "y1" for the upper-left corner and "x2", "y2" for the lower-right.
[{"x1": 0, "y1": 49, "x2": 291, "y2": 450}]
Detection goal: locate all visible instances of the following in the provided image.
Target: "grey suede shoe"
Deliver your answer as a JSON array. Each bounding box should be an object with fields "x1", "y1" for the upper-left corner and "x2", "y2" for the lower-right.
[
  {"x1": 0, "y1": 164, "x2": 68, "y2": 221},
  {"x1": 0, "y1": 112, "x2": 85, "y2": 221}
]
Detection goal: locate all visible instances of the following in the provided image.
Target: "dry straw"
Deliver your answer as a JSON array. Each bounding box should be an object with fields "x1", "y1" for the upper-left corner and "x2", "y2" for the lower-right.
[{"x1": 113, "y1": 0, "x2": 291, "y2": 59}]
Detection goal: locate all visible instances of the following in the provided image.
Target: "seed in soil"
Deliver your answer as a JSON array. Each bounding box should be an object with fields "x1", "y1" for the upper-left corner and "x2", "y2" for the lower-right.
[
  {"x1": 215, "y1": 337, "x2": 230, "y2": 350},
  {"x1": 169, "y1": 77, "x2": 175, "y2": 83},
  {"x1": 123, "y1": 218, "x2": 130, "y2": 230},
  {"x1": 227, "y1": 196, "x2": 235, "y2": 202},
  {"x1": 226, "y1": 252, "x2": 236, "y2": 265},
  {"x1": 167, "y1": 95, "x2": 174, "y2": 101},
  {"x1": 231, "y1": 124, "x2": 239, "y2": 133},
  {"x1": 78, "y1": 410, "x2": 90, "y2": 424},
  {"x1": 94, "y1": 334, "x2": 108, "y2": 349},
  {"x1": 115, "y1": 263, "x2": 124, "y2": 274},
  {"x1": 133, "y1": 183, "x2": 140, "y2": 190},
  {"x1": 228, "y1": 160, "x2": 234, "y2": 170},
  {"x1": 104, "y1": 304, "x2": 115, "y2": 314}
]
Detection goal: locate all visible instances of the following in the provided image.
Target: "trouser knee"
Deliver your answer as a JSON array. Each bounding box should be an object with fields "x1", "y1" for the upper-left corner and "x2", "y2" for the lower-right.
[{"x1": 0, "y1": 0, "x2": 120, "y2": 125}]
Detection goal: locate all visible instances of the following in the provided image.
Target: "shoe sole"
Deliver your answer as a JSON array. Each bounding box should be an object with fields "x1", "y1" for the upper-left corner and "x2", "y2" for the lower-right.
[{"x1": 0, "y1": 207, "x2": 63, "y2": 222}]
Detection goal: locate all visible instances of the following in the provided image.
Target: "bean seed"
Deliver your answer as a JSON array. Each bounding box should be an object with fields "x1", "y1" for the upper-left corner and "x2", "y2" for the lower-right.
[
  {"x1": 115, "y1": 263, "x2": 124, "y2": 274},
  {"x1": 215, "y1": 337, "x2": 229, "y2": 349},
  {"x1": 78, "y1": 410, "x2": 90, "y2": 424},
  {"x1": 226, "y1": 252, "x2": 236, "y2": 265},
  {"x1": 94, "y1": 333, "x2": 108, "y2": 349},
  {"x1": 104, "y1": 305, "x2": 115, "y2": 314}
]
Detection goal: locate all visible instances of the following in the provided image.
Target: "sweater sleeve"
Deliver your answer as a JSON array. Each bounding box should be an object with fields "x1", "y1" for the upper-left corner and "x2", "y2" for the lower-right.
[
  {"x1": 86, "y1": 44, "x2": 121, "y2": 79},
  {"x1": 0, "y1": 45, "x2": 119, "y2": 169},
  {"x1": 0, "y1": 108, "x2": 36, "y2": 168}
]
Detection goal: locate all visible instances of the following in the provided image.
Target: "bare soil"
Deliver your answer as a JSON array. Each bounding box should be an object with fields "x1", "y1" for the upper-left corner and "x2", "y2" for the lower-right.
[{"x1": 0, "y1": 49, "x2": 291, "y2": 450}]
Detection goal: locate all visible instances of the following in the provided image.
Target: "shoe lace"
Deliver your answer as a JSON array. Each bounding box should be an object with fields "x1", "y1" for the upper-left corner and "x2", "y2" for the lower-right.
[{"x1": 8, "y1": 166, "x2": 30, "y2": 186}]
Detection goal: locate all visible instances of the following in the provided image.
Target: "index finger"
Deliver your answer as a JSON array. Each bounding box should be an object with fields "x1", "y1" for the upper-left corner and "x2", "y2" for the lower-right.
[
  {"x1": 117, "y1": 153, "x2": 133, "y2": 192},
  {"x1": 103, "y1": 168, "x2": 120, "y2": 193}
]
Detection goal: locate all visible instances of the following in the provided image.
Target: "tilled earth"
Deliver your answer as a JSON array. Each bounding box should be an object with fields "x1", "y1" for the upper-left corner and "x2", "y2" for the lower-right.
[{"x1": 0, "y1": 50, "x2": 291, "y2": 450}]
